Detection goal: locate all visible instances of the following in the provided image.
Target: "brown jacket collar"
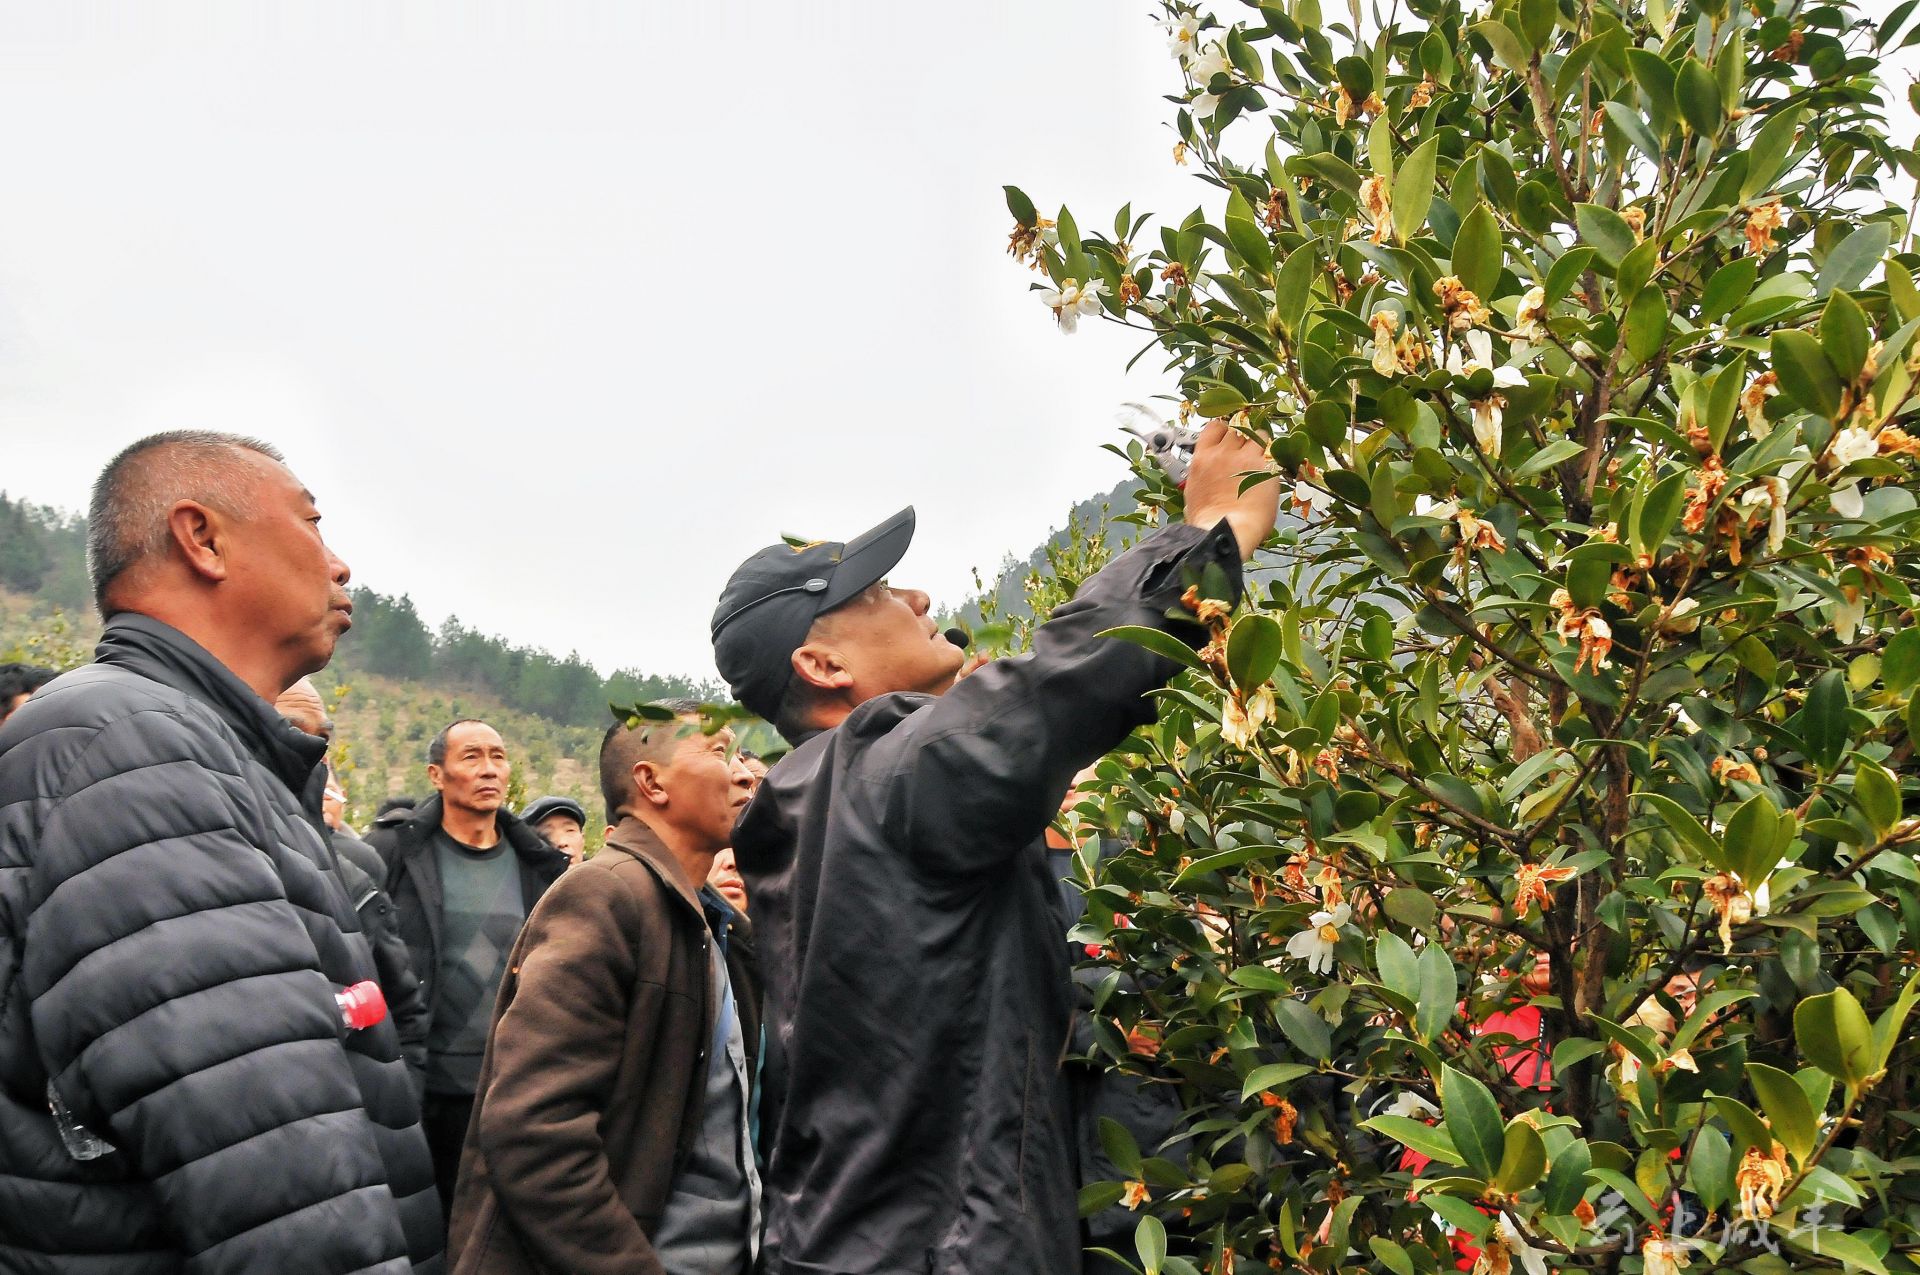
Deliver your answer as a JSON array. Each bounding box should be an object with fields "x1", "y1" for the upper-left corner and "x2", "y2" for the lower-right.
[{"x1": 601, "y1": 815, "x2": 708, "y2": 919}]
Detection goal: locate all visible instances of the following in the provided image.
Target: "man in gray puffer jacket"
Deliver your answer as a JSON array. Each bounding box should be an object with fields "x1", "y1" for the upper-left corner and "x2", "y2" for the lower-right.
[{"x1": 0, "y1": 431, "x2": 443, "y2": 1274}]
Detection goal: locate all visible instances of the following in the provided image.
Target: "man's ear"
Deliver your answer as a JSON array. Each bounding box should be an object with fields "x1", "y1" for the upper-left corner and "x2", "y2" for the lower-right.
[
  {"x1": 791, "y1": 641, "x2": 854, "y2": 693},
  {"x1": 166, "y1": 500, "x2": 230, "y2": 584},
  {"x1": 632, "y1": 759, "x2": 670, "y2": 809},
  {"x1": 426, "y1": 763, "x2": 446, "y2": 792}
]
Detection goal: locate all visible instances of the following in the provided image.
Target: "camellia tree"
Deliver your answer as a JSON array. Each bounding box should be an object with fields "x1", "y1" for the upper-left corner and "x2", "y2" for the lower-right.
[{"x1": 1004, "y1": 0, "x2": 1920, "y2": 1271}]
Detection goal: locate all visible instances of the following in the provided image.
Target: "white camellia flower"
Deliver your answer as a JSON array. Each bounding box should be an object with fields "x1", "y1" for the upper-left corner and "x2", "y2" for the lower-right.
[
  {"x1": 1285, "y1": 902, "x2": 1350, "y2": 974},
  {"x1": 1039, "y1": 278, "x2": 1107, "y2": 334},
  {"x1": 1492, "y1": 1215, "x2": 1553, "y2": 1275},
  {"x1": 1828, "y1": 425, "x2": 1877, "y2": 517},
  {"x1": 1165, "y1": 11, "x2": 1202, "y2": 60},
  {"x1": 1192, "y1": 88, "x2": 1223, "y2": 119},
  {"x1": 1444, "y1": 328, "x2": 1528, "y2": 387},
  {"x1": 1188, "y1": 41, "x2": 1231, "y2": 83},
  {"x1": 1831, "y1": 480, "x2": 1865, "y2": 519},
  {"x1": 1293, "y1": 477, "x2": 1332, "y2": 519},
  {"x1": 1738, "y1": 477, "x2": 1789, "y2": 555},
  {"x1": 1831, "y1": 593, "x2": 1866, "y2": 644},
  {"x1": 1382, "y1": 1091, "x2": 1440, "y2": 1120},
  {"x1": 1509, "y1": 285, "x2": 1548, "y2": 351},
  {"x1": 1472, "y1": 396, "x2": 1505, "y2": 456},
  {"x1": 1830, "y1": 424, "x2": 1879, "y2": 468}
]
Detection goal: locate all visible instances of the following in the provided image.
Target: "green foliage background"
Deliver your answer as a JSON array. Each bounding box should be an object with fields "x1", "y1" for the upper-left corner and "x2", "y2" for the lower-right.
[{"x1": 1006, "y1": 0, "x2": 1920, "y2": 1271}]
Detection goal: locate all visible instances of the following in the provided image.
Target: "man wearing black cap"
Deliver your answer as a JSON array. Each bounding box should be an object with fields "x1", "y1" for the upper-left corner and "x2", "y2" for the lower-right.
[
  {"x1": 713, "y1": 420, "x2": 1278, "y2": 1275},
  {"x1": 522, "y1": 794, "x2": 589, "y2": 866}
]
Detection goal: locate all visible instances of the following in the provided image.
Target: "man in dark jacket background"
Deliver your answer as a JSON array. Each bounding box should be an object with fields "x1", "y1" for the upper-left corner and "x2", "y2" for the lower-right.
[
  {"x1": 448, "y1": 705, "x2": 760, "y2": 1274},
  {"x1": 714, "y1": 420, "x2": 1277, "y2": 1274},
  {"x1": 366, "y1": 720, "x2": 568, "y2": 1216},
  {"x1": 0, "y1": 429, "x2": 442, "y2": 1273},
  {"x1": 277, "y1": 677, "x2": 433, "y2": 1093}
]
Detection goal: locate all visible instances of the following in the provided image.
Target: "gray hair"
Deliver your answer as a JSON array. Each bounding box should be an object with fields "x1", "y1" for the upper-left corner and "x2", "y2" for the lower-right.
[{"x1": 87, "y1": 430, "x2": 285, "y2": 612}]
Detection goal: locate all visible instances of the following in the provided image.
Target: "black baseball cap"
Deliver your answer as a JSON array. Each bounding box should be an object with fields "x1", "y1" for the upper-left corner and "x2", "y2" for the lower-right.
[{"x1": 711, "y1": 507, "x2": 917, "y2": 723}]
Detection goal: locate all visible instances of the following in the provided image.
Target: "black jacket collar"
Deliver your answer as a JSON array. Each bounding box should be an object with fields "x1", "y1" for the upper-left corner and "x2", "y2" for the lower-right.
[
  {"x1": 393, "y1": 792, "x2": 568, "y2": 874},
  {"x1": 95, "y1": 612, "x2": 325, "y2": 795}
]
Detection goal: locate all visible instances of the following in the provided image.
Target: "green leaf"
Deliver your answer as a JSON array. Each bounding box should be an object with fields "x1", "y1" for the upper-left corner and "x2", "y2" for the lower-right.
[
  {"x1": 1882, "y1": 628, "x2": 1920, "y2": 691},
  {"x1": 1361, "y1": 1114, "x2": 1463, "y2": 1166},
  {"x1": 1224, "y1": 190, "x2": 1275, "y2": 277},
  {"x1": 1492, "y1": 1118, "x2": 1547, "y2": 1193},
  {"x1": 1518, "y1": 0, "x2": 1554, "y2": 49},
  {"x1": 1636, "y1": 792, "x2": 1728, "y2": 870},
  {"x1": 1586, "y1": 1167, "x2": 1659, "y2": 1222},
  {"x1": 1742, "y1": 107, "x2": 1804, "y2": 200},
  {"x1": 1632, "y1": 470, "x2": 1688, "y2": 556},
  {"x1": 1780, "y1": 1227, "x2": 1890, "y2": 1275},
  {"x1": 1097, "y1": 626, "x2": 1208, "y2": 673},
  {"x1": 1575, "y1": 203, "x2": 1638, "y2": 268},
  {"x1": 1195, "y1": 384, "x2": 1249, "y2": 417},
  {"x1": 1770, "y1": 328, "x2": 1844, "y2": 419},
  {"x1": 1803, "y1": 668, "x2": 1852, "y2": 774},
  {"x1": 1376, "y1": 931, "x2": 1419, "y2": 999},
  {"x1": 1273, "y1": 243, "x2": 1315, "y2": 339},
  {"x1": 1723, "y1": 791, "x2": 1783, "y2": 889},
  {"x1": 1544, "y1": 246, "x2": 1596, "y2": 307},
  {"x1": 1392, "y1": 136, "x2": 1441, "y2": 244},
  {"x1": 1452, "y1": 202, "x2": 1502, "y2": 299},
  {"x1": 1136, "y1": 1214, "x2": 1167, "y2": 1275},
  {"x1": 1272, "y1": 997, "x2": 1332, "y2": 1061},
  {"x1": 1565, "y1": 543, "x2": 1621, "y2": 610},
  {"x1": 1821, "y1": 289, "x2": 1872, "y2": 382},
  {"x1": 1687, "y1": 1127, "x2": 1732, "y2": 1212},
  {"x1": 1745, "y1": 1062, "x2": 1817, "y2": 1162},
  {"x1": 1516, "y1": 438, "x2": 1586, "y2": 476},
  {"x1": 1369, "y1": 1238, "x2": 1416, "y2": 1275},
  {"x1": 1623, "y1": 285, "x2": 1669, "y2": 365},
  {"x1": 1004, "y1": 185, "x2": 1037, "y2": 226},
  {"x1": 1798, "y1": 989, "x2": 1879, "y2": 1091},
  {"x1": 1816, "y1": 221, "x2": 1893, "y2": 297},
  {"x1": 1854, "y1": 760, "x2": 1901, "y2": 835},
  {"x1": 1415, "y1": 943, "x2": 1456, "y2": 1043},
  {"x1": 1368, "y1": 115, "x2": 1394, "y2": 185},
  {"x1": 1603, "y1": 101, "x2": 1664, "y2": 164},
  {"x1": 1541, "y1": 1136, "x2": 1591, "y2": 1213},
  {"x1": 1241, "y1": 1062, "x2": 1316, "y2": 1100},
  {"x1": 1873, "y1": 971, "x2": 1920, "y2": 1072},
  {"x1": 1100, "y1": 1115, "x2": 1143, "y2": 1177},
  {"x1": 1078, "y1": 1181, "x2": 1124, "y2": 1217},
  {"x1": 1441, "y1": 1066, "x2": 1504, "y2": 1179},
  {"x1": 1700, "y1": 257, "x2": 1759, "y2": 325},
  {"x1": 1226, "y1": 613, "x2": 1284, "y2": 689},
  {"x1": 1471, "y1": 20, "x2": 1531, "y2": 74},
  {"x1": 1615, "y1": 237, "x2": 1661, "y2": 303},
  {"x1": 1675, "y1": 57, "x2": 1722, "y2": 135},
  {"x1": 1625, "y1": 48, "x2": 1677, "y2": 137},
  {"x1": 1713, "y1": 1094, "x2": 1775, "y2": 1158}
]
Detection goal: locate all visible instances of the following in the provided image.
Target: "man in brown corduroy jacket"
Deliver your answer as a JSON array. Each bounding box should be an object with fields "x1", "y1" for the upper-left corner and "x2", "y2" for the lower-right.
[{"x1": 447, "y1": 704, "x2": 762, "y2": 1275}]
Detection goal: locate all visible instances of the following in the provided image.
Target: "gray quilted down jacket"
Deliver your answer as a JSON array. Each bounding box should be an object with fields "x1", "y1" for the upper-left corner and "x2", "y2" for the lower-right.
[{"x1": 0, "y1": 614, "x2": 444, "y2": 1274}]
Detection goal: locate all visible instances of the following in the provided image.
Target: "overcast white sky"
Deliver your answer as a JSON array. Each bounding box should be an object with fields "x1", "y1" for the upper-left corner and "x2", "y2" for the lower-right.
[
  {"x1": 2, "y1": 2, "x2": 1916, "y2": 681},
  {"x1": 0, "y1": 1, "x2": 1207, "y2": 681}
]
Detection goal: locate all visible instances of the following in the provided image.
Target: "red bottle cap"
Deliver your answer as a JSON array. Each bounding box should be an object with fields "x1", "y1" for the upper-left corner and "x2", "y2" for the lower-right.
[{"x1": 337, "y1": 981, "x2": 388, "y2": 1031}]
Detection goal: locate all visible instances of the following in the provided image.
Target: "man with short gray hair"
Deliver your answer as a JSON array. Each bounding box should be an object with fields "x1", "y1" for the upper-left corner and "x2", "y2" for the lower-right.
[{"x1": 0, "y1": 430, "x2": 444, "y2": 1272}]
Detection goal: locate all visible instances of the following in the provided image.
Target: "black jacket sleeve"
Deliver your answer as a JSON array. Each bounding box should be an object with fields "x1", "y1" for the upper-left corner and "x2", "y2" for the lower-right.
[
  {"x1": 23, "y1": 709, "x2": 411, "y2": 1275},
  {"x1": 334, "y1": 857, "x2": 431, "y2": 1097},
  {"x1": 878, "y1": 521, "x2": 1242, "y2": 874}
]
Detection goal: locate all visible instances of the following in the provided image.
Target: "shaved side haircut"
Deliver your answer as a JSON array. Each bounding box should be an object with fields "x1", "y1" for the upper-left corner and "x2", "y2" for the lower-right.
[
  {"x1": 598, "y1": 699, "x2": 704, "y2": 825},
  {"x1": 87, "y1": 430, "x2": 285, "y2": 612}
]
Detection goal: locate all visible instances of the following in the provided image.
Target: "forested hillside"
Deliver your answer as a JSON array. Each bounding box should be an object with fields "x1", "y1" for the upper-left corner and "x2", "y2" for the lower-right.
[{"x1": 3, "y1": 480, "x2": 1183, "y2": 833}]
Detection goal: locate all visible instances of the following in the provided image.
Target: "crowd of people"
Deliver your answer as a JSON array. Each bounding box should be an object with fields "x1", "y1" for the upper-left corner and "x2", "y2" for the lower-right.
[{"x1": 0, "y1": 423, "x2": 1279, "y2": 1274}]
